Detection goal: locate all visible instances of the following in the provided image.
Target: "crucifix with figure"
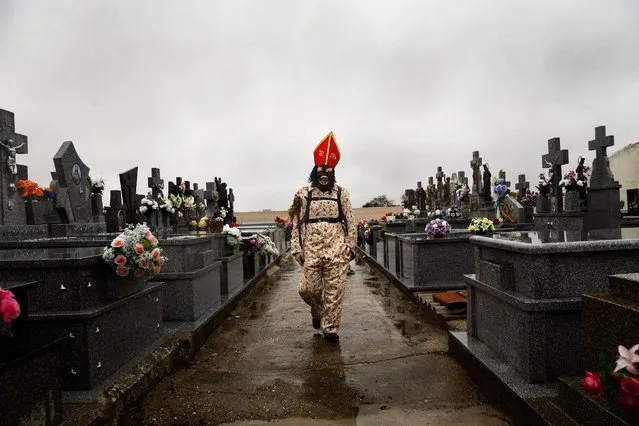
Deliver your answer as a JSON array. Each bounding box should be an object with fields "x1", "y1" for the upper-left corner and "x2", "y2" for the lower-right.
[
  {"x1": 0, "y1": 109, "x2": 29, "y2": 224},
  {"x1": 542, "y1": 138, "x2": 569, "y2": 213}
]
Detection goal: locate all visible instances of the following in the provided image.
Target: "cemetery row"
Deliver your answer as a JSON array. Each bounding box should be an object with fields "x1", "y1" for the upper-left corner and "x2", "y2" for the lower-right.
[
  {"x1": 0, "y1": 108, "x2": 291, "y2": 425},
  {"x1": 357, "y1": 125, "x2": 639, "y2": 424}
]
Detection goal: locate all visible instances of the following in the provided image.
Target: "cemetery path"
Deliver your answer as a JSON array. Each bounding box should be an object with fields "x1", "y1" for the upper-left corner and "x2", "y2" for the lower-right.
[{"x1": 129, "y1": 254, "x2": 510, "y2": 426}]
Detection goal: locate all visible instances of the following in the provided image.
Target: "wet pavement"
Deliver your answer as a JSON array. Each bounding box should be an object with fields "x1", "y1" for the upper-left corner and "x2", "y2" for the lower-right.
[{"x1": 129, "y1": 254, "x2": 510, "y2": 425}]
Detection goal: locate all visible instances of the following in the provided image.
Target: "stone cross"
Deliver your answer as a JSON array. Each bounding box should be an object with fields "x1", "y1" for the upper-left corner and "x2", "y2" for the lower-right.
[
  {"x1": 436, "y1": 167, "x2": 444, "y2": 186},
  {"x1": 119, "y1": 167, "x2": 138, "y2": 225},
  {"x1": 0, "y1": 109, "x2": 29, "y2": 225},
  {"x1": 542, "y1": 138, "x2": 569, "y2": 213},
  {"x1": 53, "y1": 141, "x2": 92, "y2": 223},
  {"x1": 193, "y1": 183, "x2": 205, "y2": 202},
  {"x1": 470, "y1": 151, "x2": 482, "y2": 195},
  {"x1": 588, "y1": 126, "x2": 616, "y2": 186},
  {"x1": 451, "y1": 172, "x2": 458, "y2": 181},
  {"x1": 204, "y1": 181, "x2": 218, "y2": 217},
  {"x1": 498, "y1": 170, "x2": 511, "y2": 188},
  {"x1": 147, "y1": 168, "x2": 164, "y2": 199},
  {"x1": 515, "y1": 174, "x2": 529, "y2": 199}
]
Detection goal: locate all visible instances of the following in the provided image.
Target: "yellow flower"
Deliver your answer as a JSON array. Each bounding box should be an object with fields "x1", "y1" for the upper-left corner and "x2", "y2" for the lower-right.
[{"x1": 469, "y1": 225, "x2": 477, "y2": 232}]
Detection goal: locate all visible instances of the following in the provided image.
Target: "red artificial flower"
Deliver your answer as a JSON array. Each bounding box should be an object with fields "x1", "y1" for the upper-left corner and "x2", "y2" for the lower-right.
[
  {"x1": 581, "y1": 371, "x2": 603, "y2": 399},
  {"x1": 229, "y1": 222, "x2": 239, "y2": 228},
  {"x1": 0, "y1": 296, "x2": 21, "y2": 324},
  {"x1": 620, "y1": 377, "x2": 639, "y2": 413}
]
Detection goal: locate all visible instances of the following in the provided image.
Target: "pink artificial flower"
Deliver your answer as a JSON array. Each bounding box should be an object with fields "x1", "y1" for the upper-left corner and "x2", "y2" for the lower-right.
[
  {"x1": 114, "y1": 255, "x2": 127, "y2": 266},
  {"x1": 0, "y1": 296, "x2": 20, "y2": 324},
  {"x1": 581, "y1": 371, "x2": 603, "y2": 399},
  {"x1": 151, "y1": 248, "x2": 161, "y2": 259},
  {"x1": 134, "y1": 268, "x2": 144, "y2": 278},
  {"x1": 152, "y1": 265, "x2": 161, "y2": 275},
  {"x1": 135, "y1": 244, "x2": 144, "y2": 255},
  {"x1": 111, "y1": 237, "x2": 125, "y2": 248},
  {"x1": 150, "y1": 236, "x2": 158, "y2": 245},
  {"x1": 615, "y1": 344, "x2": 639, "y2": 375},
  {"x1": 158, "y1": 256, "x2": 165, "y2": 266},
  {"x1": 116, "y1": 266, "x2": 129, "y2": 277},
  {"x1": 139, "y1": 258, "x2": 151, "y2": 270},
  {"x1": 620, "y1": 377, "x2": 639, "y2": 412},
  {"x1": 0, "y1": 289, "x2": 15, "y2": 300}
]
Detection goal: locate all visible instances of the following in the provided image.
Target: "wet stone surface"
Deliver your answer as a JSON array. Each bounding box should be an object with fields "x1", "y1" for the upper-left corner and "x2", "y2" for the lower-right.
[{"x1": 128, "y1": 255, "x2": 510, "y2": 425}]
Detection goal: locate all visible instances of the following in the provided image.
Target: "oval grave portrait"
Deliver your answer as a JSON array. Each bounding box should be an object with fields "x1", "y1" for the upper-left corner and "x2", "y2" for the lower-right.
[{"x1": 71, "y1": 163, "x2": 82, "y2": 185}]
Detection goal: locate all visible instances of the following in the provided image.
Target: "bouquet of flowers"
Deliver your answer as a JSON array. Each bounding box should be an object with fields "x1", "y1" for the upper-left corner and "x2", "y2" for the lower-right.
[
  {"x1": 159, "y1": 197, "x2": 176, "y2": 215},
  {"x1": 457, "y1": 184, "x2": 471, "y2": 202},
  {"x1": 246, "y1": 233, "x2": 279, "y2": 256},
  {"x1": 90, "y1": 177, "x2": 105, "y2": 195},
  {"x1": 447, "y1": 206, "x2": 461, "y2": 218},
  {"x1": 537, "y1": 173, "x2": 550, "y2": 195},
  {"x1": 274, "y1": 216, "x2": 293, "y2": 230},
  {"x1": 493, "y1": 178, "x2": 509, "y2": 199},
  {"x1": 0, "y1": 288, "x2": 21, "y2": 338},
  {"x1": 581, "y1": 343, "x2": 639, "y2": 420},
  {"x1": 222, "y1": 223, "x2": 242, "y2": 247},
  {"x1": 139, "y1": 192, "x2": 159, "y2": 214},
  {"x1": 425, "y1": 218, "x2": 451, "y2": 237},
  {"x1": 468, "y1": 217, "x2": 495, "y2": 234},
  {"x1": 428, "y1": 209, "x2": 445, "y2": 219},
  {"x1": 380, "y1": 211, "x2": 395, "y2": 221},
  {"x1": 519, "y1": 191, "x2": 538, "y2": 208},
  {"x1": 560, "y1": 170, "x2": 587, "y2": 192},
  {"x1": 16, "y1": 179, "x2": 54, "y2": 202},
  {"x1": 102, "y1": 224, "x2": 167, "y2": 279}
]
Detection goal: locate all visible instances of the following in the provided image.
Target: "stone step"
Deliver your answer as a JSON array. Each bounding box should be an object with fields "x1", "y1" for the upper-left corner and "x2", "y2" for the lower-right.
[
  {"x1": 555, "y1": 376, "x2": 631, "y2": 426},
  {"x1": 526, "y1": 397, "x2": 579, "y2": 426},
  {"x1": 609, "y1": 273, "x2": 639, "y2": 302},
  {"x1": 581, "y1": 293, "x2": 639, "y2": 372}
]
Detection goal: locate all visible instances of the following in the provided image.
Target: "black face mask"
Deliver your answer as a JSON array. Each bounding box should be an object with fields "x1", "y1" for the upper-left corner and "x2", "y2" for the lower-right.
[{"x1": 309, "y1": 166, "x2": 336, "y2": 191}]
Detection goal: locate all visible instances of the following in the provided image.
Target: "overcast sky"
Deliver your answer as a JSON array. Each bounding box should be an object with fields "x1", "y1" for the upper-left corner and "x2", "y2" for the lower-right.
[{"x1": 2, "y1": 0, "x2": 639, "y2": 212}]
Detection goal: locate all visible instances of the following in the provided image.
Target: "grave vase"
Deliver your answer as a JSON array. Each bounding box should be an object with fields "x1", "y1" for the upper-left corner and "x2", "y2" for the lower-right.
[
  {"x1": 104, "y1": 272, "x2": 148, "y2": 300},
  {"x1": 91, "y1": 193, "x2": 104, "y2": 217},
  {"x1": 564, "y1": 190, "x2": 580, "y2": 213},
  {"x1": 537, "y1": 194, "x2": 551, "y2": 213}
]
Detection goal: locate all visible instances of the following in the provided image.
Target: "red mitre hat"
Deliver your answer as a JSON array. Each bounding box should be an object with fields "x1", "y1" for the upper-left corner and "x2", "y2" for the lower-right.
[{"x1": 313, "y1": 131, "x2": 341, "y2": 168}]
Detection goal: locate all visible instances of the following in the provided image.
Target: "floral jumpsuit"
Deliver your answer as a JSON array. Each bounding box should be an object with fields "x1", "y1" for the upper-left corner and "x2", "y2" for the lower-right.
[{"x1": 291, "y1": 185, "x2": 356, "y2": 334}]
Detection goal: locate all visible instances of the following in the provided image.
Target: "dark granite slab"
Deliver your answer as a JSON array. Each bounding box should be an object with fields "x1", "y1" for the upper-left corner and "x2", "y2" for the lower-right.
[
  {"x1": 29, "y1": 283, "x2": 164, "y2": 391},
  {"x1": 220, "y1": 252, "x2": 245, "y2": 296},
  {"x1": 398, "y1": 232, "x2": 473, "y2": 290},
  {"x1": 153, "y1": 262, "x2": 221, "y2": 321}
]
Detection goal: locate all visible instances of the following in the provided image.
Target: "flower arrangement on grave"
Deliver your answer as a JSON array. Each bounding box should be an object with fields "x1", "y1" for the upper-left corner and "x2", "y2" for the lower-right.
[
  {"x1": 560, "y1": 170, "x2": 588, "y2": 192},
  {"x1": 0, "y1": 289, "x2": 21, "y2": 338},
  {"x1": 519, "y1": 190, "x2": 538, "y2": 208},
  {"x1": 15, "y1": 179, "x2": 54, "y2": 202},
  {"x1": 580, "y1": 343, "x2": 639, "y2": 420},
  {"x1": 427, "y1": 209, "x2": 445, "y2": 219},
  {"x1": 630, "y1": 200, "x2": 639, "y2": 213},
  {"x1": 536, "y1": 173, "x2": 550, "y2": 196},
  {"x1": 456, "y1": 184, "x2": 471, "y2": 202},
  {"x1": 246, "y1": 233, "x2": 279, "y2": 256},
  {"x1": 102, "y1": 223, "x2": 167, "y2": 279},
  {"x1": 447, "y1": 206, "x2": 461, "y2": 218},
  {"x1": 468, "y1": 217, "x2": 495, "y2": 234},
  {"x1": 194, "y1": 216, "x2": 208, "y2": 230},
  {"x1": 159, "y1": 197, "x2": 176, "y2": 215},
  {"x1": 380, "y1": 211, "x2": 395, "y2": 221},
  {"x1": 493, "y1": 178, "x2": 509, "y2": 216},
  {"x1": 222, "y1": 223, "x2": 242, "y2": 247},
  {"x1": 274, "y1": 216, "x2": 293, "y2": 231},
  {"x1": 90, "y1": 177, "x2": 105, "y2": 195},
  {"x1": 425, "y1": 218, "x2": 451, "y2": 238},
  {"x1": 139, "y1": 192, "x2": 159, "y2": 214}
]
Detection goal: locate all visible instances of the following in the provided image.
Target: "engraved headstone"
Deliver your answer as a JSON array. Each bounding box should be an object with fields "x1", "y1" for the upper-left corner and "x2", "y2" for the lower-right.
[
  {"x1": 119, "y1": 167, "x2": 138, "y2": 225},
  {"x1": 53, "y1": 141, "x2": 91, "y2": 222}
]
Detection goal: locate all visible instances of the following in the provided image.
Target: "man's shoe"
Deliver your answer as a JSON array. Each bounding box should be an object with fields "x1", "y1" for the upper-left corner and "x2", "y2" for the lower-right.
[
  {"x1": 324, "y1": 333, "x2": 339, "y2": 343},
  {"x1": 312, "y1": 318, "x2": 321, "y2": 329}
]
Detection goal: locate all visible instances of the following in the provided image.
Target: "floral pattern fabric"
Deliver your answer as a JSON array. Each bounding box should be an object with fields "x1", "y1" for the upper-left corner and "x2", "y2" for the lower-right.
[{"x1": 291, "y1": 184, "x2": 356, "y2": 334}]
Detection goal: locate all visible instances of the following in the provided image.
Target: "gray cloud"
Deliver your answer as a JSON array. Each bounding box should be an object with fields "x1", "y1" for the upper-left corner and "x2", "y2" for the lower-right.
[{"x1": 1, "y1": 0, "x2": 639, "y2": 211}]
